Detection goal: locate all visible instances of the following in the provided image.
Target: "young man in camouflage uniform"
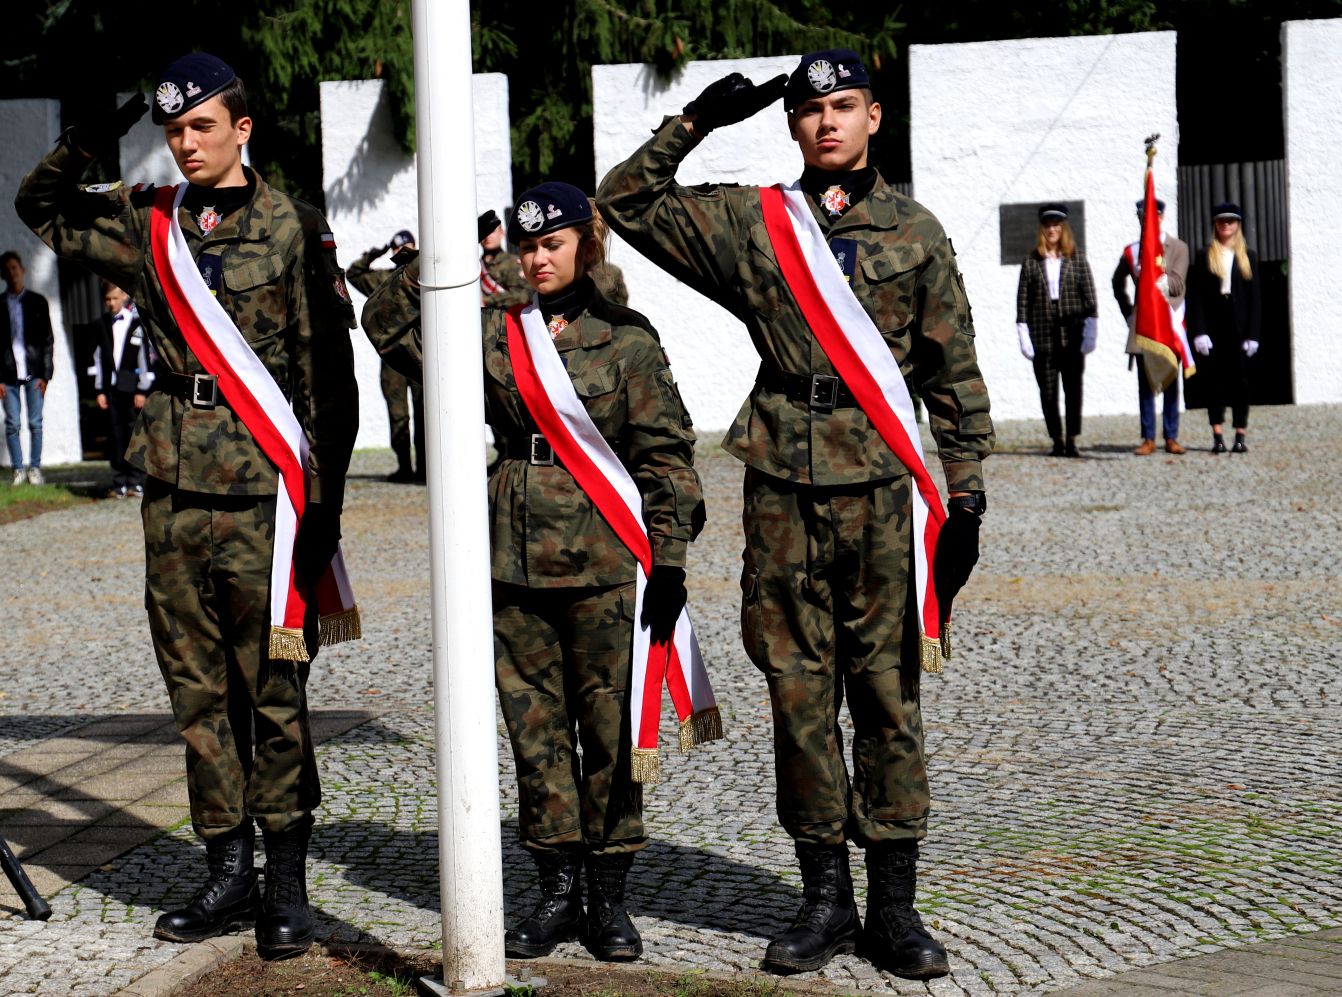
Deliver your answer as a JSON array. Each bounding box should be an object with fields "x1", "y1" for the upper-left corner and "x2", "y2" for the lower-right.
[
  {"x1": 16, "y1": 53, "x2": 358, "y2": 959},
  {"x1": 479, "y1": 209, "x2": 531, "y2": 309},
  {"x1": 348, "y1": 229, "x2": 425, "y2": 482},
  {"x1": 597, "y1": 50, "x2": 993, "y2": 979}
]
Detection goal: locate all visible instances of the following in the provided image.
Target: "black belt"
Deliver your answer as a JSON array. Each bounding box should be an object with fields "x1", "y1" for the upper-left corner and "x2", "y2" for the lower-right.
[
  {"x1": 755, "y1": 367, "x2": 857, "y2": 411},
  {"x1": 155, "y1": 372, "x2": 227, "y2": 410},
  {"x1": 504, "y1": 434, "x2": 564, "y2": 467}
]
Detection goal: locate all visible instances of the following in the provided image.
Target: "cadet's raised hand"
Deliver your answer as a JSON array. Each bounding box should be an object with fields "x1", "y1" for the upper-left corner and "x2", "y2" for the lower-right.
[
  {"x1": 641, "y1": 565, "x2": 688, "y2": 645},
  {"x1": 683, "y1": 73, "x2": 788, "y2": 137},
  {"x1": 72, "y1": 94, "x2": 150, "y2": 156}
]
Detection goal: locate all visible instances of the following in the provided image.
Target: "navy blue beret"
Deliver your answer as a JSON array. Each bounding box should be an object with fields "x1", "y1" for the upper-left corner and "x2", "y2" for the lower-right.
[
  {"x1": 1038, "y1": 203, "x2": 1068, "y2": 222},
  {"x1": 508, "y1": 182, "x2": 592, "y2": 243},
  {"x1": 477, "y1": 210, "x2": 502, "y2": 242},
  {"x1": 390, "y1": 229, "x2": 415, "y2": 249},
  {"x1": 1213, "y1": 202, "x2": 1242, "y2": 221},
  {"x1": 784, "y1": 49, "x2": 870, "y2": 111},
  {"x1": 1136, "y1": 199, "x2": 1167, "y2": 213},
  {"x1": 152, "y1": 53, "x2": 237, "y2": 124}
]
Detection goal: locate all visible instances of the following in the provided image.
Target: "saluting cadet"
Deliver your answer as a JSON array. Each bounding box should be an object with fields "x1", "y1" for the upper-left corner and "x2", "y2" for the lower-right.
[
  {"x1": 479, "y1": 209, "x2": 531, "y2": 308},
  {"x1": 597, "y1": 50, "x2": 992, "y2": 979},
  {"x1": 363, "y1": 183, "x2": 712, "y2": 963},
  {"x1": 349, "y1": 229, "x2": 425, "y2": 482},
  {"x1": 17, "y1": 53, "x2": 360, "y2": 959}
]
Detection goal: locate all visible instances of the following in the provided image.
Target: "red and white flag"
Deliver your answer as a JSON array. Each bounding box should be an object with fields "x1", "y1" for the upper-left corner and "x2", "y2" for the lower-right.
[
  {"x1": 759, "y1": 183, "x2": 949, "y2": 672},
  {"x1": 504, "y1": 302, "x2": 721, "y2": 783},
  {"x1": 149, "y1": 184, "x2": 361, "y2": 661},
  {"x1": 1133, "y1": 169, "x2": 1196, "y2": 393}
]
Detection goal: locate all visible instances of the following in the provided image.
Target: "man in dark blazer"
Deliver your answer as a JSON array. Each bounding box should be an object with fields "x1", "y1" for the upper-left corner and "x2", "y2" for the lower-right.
[
  {"x1": 1, "y1": 250, "x2": 56, "y2": 485},
  {"x1": 89, "y1": 281, "x2": 154, "y2": 496}
]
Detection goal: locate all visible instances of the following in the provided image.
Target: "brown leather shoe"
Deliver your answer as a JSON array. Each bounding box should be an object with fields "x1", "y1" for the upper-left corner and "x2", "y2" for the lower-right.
[
  {"x1": 1133, "y1": 439, "x2": 1156, "y2": 455},
  {"x1": 1164, "y1": 439, "x2": 1186, "y2": 455}
]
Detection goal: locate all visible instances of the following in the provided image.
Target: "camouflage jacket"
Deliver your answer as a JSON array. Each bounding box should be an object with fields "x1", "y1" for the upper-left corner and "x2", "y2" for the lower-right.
[
  {"x1": 363, "y1": 260, "x2": 705, "y2": 587},
  {"x1": 16, "y1": 141, "x2": 359, "y2": 507},
  {"x1": 482, "y1": 249, "x2": 530, "y2": 309},
  {"x1": 346, "y1": 246, "x2": 395, "y2": 298},
  {"x1": 592, "y1": 262, "x2": 629, "y2": 306},
  {"x1": 596, "y1": 116, "x2": 993, "y2": 493}
]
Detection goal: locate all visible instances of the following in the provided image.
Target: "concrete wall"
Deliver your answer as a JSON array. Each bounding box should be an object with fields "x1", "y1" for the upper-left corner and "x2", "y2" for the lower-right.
[
  {"x1": 910, "y1": 32, "x2": 1180, "y2": 426},
  {"x1": 1283, "y1": 18, "x2": 1342, "y2": 406},
  {"x1": 593, "y1": 56, "x2": 800, "y2": 435},
  {"x1": 320, "y1": 75, "x2": 512, "y2": 452},
  {"x1": 0, "y1": 99, "x2": 77, "y2": 467}
]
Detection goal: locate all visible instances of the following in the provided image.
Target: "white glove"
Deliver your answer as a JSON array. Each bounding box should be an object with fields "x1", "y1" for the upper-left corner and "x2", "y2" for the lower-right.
[
  {"x1": 1016, "y1": 322, "x2": 1035, "y2": 360},
  {"x1": 1193, "y1": 335, "x2": 1212, "y2": 356},
  {"x1": 1243, "y1": 340, "x2": 1259, "y2": 357},
  {"x1": 1155, "y1": 273, "x2": 1170, "y2": 298},
  {"x1": 1080, "y1": 317, "x2": 1098, "y2": 354}
]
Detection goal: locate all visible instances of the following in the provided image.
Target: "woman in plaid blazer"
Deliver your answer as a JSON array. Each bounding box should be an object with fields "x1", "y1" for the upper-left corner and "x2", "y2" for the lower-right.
[{"x1": 1015, "y1": 204, "x2": 1099, "y2": 457}]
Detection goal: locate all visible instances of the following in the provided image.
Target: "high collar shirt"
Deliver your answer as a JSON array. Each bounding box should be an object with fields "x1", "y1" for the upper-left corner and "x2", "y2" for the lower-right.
[{"x1": 7, "y1": 290, "x2": 26, "y2": 381}]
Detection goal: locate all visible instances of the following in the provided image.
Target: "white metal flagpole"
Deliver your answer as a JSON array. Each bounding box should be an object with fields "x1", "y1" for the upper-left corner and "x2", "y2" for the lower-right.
[{"x1": 409, "y1": 0, "x2": 506, "y2": 989}]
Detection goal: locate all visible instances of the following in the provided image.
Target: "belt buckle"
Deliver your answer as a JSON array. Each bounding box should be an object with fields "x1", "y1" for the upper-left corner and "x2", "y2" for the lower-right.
[
  {"x1": 190, "y1": 374, "x2": 218, "y2": 409},
  {"x1": 810, "y1": 374, "x2": 838, "y2": 412},
  {"x1": 529, "y1": 434, "x2": 555, "y2": 466}
]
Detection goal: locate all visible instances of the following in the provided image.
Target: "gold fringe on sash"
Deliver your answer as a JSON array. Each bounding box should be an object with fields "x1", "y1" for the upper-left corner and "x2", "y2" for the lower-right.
[
  {"x1": 320, "y1": 606, "x2": 363, "y2": 647},
  {"x1": 678, "y1": 707, "x2": 724, "y2": 752},
  {"x1": 919, "y1": 634, "x2": 943, "y2": 675},
  {"x1": 269, "y1": 625, "x2": 310, "y2": 663},
  {"x1": 630, "y1": 748, "x2": 660, "y2": 785}
]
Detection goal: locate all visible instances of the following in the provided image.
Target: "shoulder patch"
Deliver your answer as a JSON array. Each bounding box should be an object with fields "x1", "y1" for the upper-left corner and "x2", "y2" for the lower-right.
[{"x1": 79, "y1": 181, "x2": 124, "y2": 194}]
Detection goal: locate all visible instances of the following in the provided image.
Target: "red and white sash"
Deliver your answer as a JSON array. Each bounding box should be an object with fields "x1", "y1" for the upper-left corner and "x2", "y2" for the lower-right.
[
  {"x1": 480, "y1": 263, "x2": 502, "y2": 296},
  {"x1": 149, "y1": 184, "x2": 360, "y2": 662},
  {"x1": 759, "y1": 183, "x2": 948, "y2": 672},
  {"x1": 504, "y1": 301, "x2": 721, "y2": 783}
]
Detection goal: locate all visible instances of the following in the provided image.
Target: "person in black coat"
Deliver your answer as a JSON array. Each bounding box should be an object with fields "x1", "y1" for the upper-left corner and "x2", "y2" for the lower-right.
[
  {"x1": 1015, "y1": 204, "x2": 1099, "y2": 457},
  {"x1": 90, "y1": 281, "x2": 154, "y2": 495},
  {"x1": 1185, "y1": 203, "x2": 1260, "y2": 453},
  {"x1": 1, "y1": 250, "x2": 55, "y2": 484}
]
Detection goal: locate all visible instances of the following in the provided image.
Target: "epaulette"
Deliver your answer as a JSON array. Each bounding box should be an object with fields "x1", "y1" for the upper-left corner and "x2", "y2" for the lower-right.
[
  {"x1": 596, "y1": 299, "x2": 661, "y2": 342},
  {"x1": 77, "y1": 180, "x2": 124, "y2": 194}
]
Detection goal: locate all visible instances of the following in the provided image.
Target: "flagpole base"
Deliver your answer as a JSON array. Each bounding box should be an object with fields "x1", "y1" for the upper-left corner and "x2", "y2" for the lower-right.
[{"x1": 418, "y1": 975, "x2": 544, "y2": 997}]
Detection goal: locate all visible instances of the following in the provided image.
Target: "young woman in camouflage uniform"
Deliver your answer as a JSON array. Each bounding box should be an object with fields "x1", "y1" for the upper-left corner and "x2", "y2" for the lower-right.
[{"x1": 362, "y1": 182, "x2": 705, "y2": 963}]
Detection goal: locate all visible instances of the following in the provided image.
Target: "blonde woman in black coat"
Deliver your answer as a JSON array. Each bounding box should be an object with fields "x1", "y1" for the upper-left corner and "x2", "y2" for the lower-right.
[
  {"x1": 1015, "y1": 204, "x2": 1099, "y2": 457},
  {"x1": 1185, "y1": 202, "x2": 1260, "y2": 453}
]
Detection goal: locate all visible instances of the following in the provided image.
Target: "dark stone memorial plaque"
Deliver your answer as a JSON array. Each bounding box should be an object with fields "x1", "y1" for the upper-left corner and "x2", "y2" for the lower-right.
[{"x1": 999, "y1": 201, "x2": 1085, "y2": 264}]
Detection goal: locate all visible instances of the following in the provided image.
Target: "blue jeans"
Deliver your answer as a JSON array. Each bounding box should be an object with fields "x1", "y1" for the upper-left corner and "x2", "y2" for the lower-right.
[
  {"x1": 2, "y1": 378, "x2": 44, "y2": 468},
  {"x1": 1135, "y1": 357, "x2": 1179, "y2": 442}
]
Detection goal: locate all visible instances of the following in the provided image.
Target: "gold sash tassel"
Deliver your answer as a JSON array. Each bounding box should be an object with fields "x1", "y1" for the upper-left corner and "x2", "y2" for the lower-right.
[
  {"x1": 630, "y1": 748, "x2": 660, "y2": 785},
  {"x1": 919, "y1": 634, "x2": 943, "y2": 674},
  {"x1": 678, "y1": 707, "x2": 724, "y2": 752},
  {"x1": 269, "y1": 625, "x2": 310, "y2": 663},
  {"x1": 320, "y1": 606, "x2": 363, "y2": 647}
]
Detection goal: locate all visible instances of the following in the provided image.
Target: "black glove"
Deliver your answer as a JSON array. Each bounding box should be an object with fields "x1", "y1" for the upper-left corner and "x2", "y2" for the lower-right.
[
  {"x1": 368, "y1": 244, "x2": 390, "y2": 259},
  {"x1": 641, "y1": 566, "x2": 688, "y2": 645},
  {"x1": 293, "y1": 503, "x2": 342, "y2": 588},
  {"x1": 933, "y1": 507, "x2": 980, "y2": 624},
  {"x1": 682, "y1": 73, "x2": 788, "y2": 136},
  {"x1": 390, "y1": 245, "x2": 420, "y2": 267},
  {"x1": 71, "y1": 94, "x2": 149, "y2": 155}
]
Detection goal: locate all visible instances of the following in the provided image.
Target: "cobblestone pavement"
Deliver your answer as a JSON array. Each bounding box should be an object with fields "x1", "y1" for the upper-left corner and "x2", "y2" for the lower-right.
[{"x1": 2, "y1": 405, "x2": 1341, "y2": 995}]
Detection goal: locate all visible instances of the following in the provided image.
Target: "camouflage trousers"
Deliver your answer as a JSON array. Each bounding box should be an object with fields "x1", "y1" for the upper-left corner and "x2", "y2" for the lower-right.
[
  {"x1": 381, "y1": 362, "x2": 425, "y2": 474},
  {"x1": 493, "y1": 581, "x2": 645, "y2": 856},
  {"x1": 739, "y1": 468, "x2": 929, "y2": 847},
  {"x1": 142, "y1": 480, "x2": 319, "y2": 842}
]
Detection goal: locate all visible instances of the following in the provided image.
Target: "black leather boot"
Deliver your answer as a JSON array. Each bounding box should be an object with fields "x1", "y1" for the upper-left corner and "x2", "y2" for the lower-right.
[
  {"x1": 584, "y1": 853, "x2": 642, "y2": 962},
  {"x1": 762, "y1": 844, "x2": 861, "y2": 974},
  {"x1": 505, "y1": 851, "x2": 585, "y2": 958},
  {"x1": 257, "y1": 817, "x2": 316, "y2": 960},
  {"x1": 861, "y1": 844, "x2": 949, "y2": 979},
  {"x1": 154, "y1": 824, "x2": 259, "y2": 942}
]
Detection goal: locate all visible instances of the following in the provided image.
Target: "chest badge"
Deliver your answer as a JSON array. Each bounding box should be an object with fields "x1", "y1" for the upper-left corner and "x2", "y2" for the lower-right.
[
  {"x1": 198, "y1": 207, "x2": 221, "y2": 236},
  {"x1": 546, "y1": 316, "x2": 569, "y2": 340},
  {"x1": 821, "y1": 185, "x2": 850, "y2": 217}
]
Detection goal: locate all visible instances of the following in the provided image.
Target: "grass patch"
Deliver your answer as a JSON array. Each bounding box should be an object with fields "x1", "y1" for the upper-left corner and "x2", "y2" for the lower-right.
[{"x1": 0, "y1": 479, "x2": 91, "y2": 524}]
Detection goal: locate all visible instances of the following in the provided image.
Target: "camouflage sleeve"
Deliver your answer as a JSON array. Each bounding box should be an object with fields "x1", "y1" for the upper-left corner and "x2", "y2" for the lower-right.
[
  {"x1": 1112, "y1": 255, "x2": 1134, "y2": 320},
  {"x1": 621, "y1": 328, "x2": 704, "y2": 570},
  {"x1": 482, "y1": 254, "x2": 530, "y2": 309},
  {"x1": 361, "y1": 256, "x2": 423, "y2": 382},
  {"x1": 910, "y1": 231, "x2": 993, "y2": 494},
  {"x1": 345, "y1": 248, "x2": 388, "y2": 297},
  {"x1": 15, "y1": 139, "x2": 148, "y2": 290},
  {"x1": 292, "y1": 214, "x2": 359, "y2": 510},
  {"x1": 595, "y1": 116, "x2": 751, "y2": 309}
]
